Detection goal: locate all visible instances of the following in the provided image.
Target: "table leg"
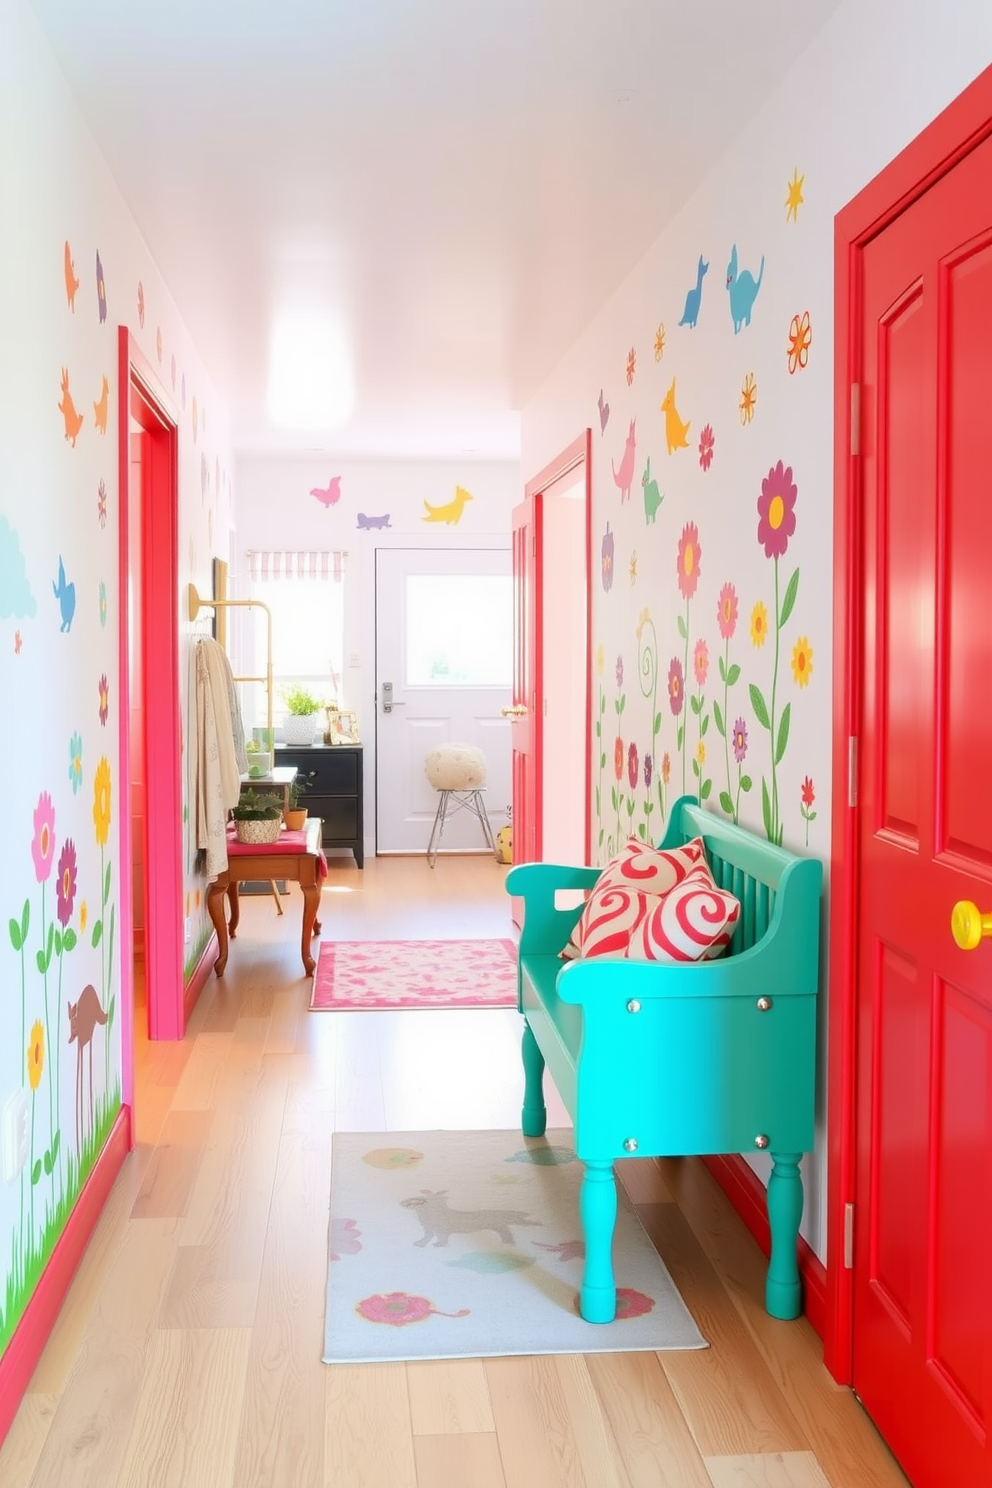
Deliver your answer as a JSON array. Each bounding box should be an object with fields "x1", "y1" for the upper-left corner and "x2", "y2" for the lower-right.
[
  {"x1": 207, "y1": 879, "x2": 230, "y2": 975},
  {"x1": 301, "y1": 881, "x2": 321, "y2": 975},
  {"x1": 227, "y1": 880, "x2": 241, "y2": 940}
]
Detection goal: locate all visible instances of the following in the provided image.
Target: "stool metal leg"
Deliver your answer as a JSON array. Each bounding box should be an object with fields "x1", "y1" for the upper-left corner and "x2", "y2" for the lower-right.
[
  {"x1": 468, "y1": 790, "x2": 498, "y2": 858},
  {"x1": 427, "y1": 790, "x2": 449, "y2": 868}
]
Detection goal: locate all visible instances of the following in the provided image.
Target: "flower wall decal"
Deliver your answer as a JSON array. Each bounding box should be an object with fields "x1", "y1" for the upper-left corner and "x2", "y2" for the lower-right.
[
  {"x1": 675, "y1": 523, "x2": 701, "y2": 793},
  {"x1": 713, "y1": 582, "x2": 749, "y2": 824},
  {"x1": 739, "y1": 371, "x2": 757, "y2": 425},
  {"x1": 750, "y1": 462, "x2": 801, "y2": 845},
  {"x1": 787, "y1": 310, "x2": 812, "y2": 373},
  {"x1": 800, "y1": 775, "x2": 817, "y2": 846},
  {"x1": 654, "y1": 323, "x2": 665, "y2": 360},
  {"x1": 626, "y1": 347, "x2": 636, "y2": 385},
  {"x1": 698, "y1": 423, "x2": 715, "y2": 471}
]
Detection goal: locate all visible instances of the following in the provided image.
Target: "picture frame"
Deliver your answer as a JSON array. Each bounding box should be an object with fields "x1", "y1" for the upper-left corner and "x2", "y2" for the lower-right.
[{"x1": 330, "y1": 708, "x2": 360, "y2": 745}]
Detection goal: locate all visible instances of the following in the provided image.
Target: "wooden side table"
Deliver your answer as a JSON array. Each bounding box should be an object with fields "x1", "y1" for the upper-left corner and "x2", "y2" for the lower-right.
[{"x1": 208, "y1": 817, "x2": 325, "y2": 975}]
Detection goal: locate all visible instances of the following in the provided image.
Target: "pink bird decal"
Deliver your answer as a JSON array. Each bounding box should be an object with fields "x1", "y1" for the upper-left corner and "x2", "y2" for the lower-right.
[{"x1": 310, "y1": 475, "x2": 342, "y2": 507}]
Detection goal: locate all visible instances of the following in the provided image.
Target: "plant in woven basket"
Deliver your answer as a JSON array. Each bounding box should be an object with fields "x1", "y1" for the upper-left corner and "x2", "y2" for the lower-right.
[{"x1": 232, "y1": 789, "x2": 283, "y2": 843}]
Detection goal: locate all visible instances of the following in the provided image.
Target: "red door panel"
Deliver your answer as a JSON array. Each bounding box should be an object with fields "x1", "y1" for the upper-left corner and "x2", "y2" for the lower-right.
[{"x1": 855, "y1": 131, "x2": 992, "y2": 1488}]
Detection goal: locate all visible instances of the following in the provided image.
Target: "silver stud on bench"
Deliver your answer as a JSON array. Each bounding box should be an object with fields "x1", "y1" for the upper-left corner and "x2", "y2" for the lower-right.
[
  {"x1": 755, "y1": 1133, "x2": 770, "y2": 1149},
  {"x1": 756, "y1": 996, "x2": 772, "y2": 1011},
  {"x1": 623, "y1": 1137, "x2": 638, "y2": 1152},
  {"x1": 626, "y1": 999, "x2": 641, "y2": 1014}
]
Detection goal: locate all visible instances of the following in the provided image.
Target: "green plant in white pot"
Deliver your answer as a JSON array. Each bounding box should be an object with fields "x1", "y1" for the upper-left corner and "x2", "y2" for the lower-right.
[
  {"x1": 244, "y1": 737, "x2": 272, "y2": 778},
  {"x1": 281, "y1": 684, "x2": 323, "y2": 746}
]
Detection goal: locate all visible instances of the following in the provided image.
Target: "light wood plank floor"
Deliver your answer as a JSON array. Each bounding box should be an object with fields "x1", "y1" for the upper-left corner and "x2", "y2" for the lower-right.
[{"x1": 1, "y1": 854, "x2": 910, "y2": 1488}]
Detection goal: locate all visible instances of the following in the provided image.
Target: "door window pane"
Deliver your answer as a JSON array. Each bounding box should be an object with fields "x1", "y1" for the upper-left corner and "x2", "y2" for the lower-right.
[{"x1": 406, "y1": 575, "x2": 511, "y2": 685}]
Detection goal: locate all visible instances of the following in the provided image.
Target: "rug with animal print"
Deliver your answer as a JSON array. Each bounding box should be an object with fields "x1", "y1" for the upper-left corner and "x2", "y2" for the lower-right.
[{"x1": 323, "y1": 1129, "x2": 706, "y2": 1362}]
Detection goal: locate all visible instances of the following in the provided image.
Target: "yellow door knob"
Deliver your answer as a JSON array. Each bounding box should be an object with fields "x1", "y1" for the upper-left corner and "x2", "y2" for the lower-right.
[
  {"x1": 951, "y1": 901, "x2": 992, "y2": 951},
  {"x1": 500, "y1": 705, "x2": 528, "y2": 718}
]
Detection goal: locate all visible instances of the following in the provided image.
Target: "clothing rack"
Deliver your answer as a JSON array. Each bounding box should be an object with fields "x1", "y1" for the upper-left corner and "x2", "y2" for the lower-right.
[{"x1": 187, "y1": 582, "x2": 274, "y2": 748}]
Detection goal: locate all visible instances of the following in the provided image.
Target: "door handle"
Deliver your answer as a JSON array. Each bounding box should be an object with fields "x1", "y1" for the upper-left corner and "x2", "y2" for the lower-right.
[
  {"x1": 501, "y1": 705, "x2": 528, "y2": 718},
  {"x1": 380, "y1": 682, "x2": 406, "y2": 715},
  {"x1": 951, "y1": 901, "x2": 992, "y2": 950}
]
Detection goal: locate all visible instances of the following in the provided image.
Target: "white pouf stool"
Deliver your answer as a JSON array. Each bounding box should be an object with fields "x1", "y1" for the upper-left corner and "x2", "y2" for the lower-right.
[{"x1": 424, "y1": 743, "x2": 498, "y2": 868}]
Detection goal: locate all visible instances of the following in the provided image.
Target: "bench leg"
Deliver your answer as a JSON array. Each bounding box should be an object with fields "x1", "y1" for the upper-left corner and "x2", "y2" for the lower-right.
[
  {"x1": 521, "y1": 1023, "x2": 547, "y2": 1138},
  {"x1": 766, "y1": 1151, "x2": 803, "y2": 1320},
  {"x1": 579, "y1": 1160, "x2": 617, "y2": 1323}
]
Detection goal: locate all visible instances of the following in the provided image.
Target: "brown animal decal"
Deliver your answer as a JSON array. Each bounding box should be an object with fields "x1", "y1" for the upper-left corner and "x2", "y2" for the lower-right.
[
  {"x1": 68, "y1": 983, "x2": 108, "y2": 1152},
  {"x1": 400, "y1": 1190, "x2": 541, "y2": 1248}
]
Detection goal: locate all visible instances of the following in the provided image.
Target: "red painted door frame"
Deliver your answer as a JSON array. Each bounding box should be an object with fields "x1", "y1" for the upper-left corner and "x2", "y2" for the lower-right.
[
  {"x1": 523, "y1": 431, "x2": 592, "y2": 861},
  {"x1": 117, "y1": 328, "x2": 184, "y2": 1050},
  {"x1": 827, "y1": 62, "x2": 992, "y2": 1382}
]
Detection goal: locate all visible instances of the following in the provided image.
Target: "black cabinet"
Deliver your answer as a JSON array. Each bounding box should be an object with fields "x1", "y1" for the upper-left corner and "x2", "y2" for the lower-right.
[{"x1": 275, "y1": 745, "x2": 364, "y2": 867}]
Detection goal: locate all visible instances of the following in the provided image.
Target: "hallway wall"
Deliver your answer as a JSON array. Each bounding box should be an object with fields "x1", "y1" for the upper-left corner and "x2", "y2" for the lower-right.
[{"x1": 520, "y1": 0, "x2": 992, "y2": 1262}]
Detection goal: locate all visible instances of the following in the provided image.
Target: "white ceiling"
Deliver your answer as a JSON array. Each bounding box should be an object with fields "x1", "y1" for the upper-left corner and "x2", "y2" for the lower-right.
[{"x1": 30, "y1": 1, "x2": 840, "y2": 460}]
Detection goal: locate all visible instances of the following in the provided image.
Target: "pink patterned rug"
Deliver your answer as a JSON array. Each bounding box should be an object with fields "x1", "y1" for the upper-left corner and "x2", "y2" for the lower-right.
[{"x1": 309, "y1": 938, "x2": 518, "y2": 1011}]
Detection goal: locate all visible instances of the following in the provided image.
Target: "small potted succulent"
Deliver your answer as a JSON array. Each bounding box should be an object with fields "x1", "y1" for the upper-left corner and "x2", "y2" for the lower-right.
[
  {"x1": 281, "y1": 684, "x2": 323, "y2": 746},
  {"x1": 244, "y1": 737, "x2": 272, "y2": 778},
  {"x1": 231, "y1": 789, "x2": 283, "y2": 844},
  {"x1": 283, "y1": 773, "x2": 310, "y2": 831}
]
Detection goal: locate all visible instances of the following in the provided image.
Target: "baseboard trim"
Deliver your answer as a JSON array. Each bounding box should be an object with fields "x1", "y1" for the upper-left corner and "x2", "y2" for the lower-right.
[
  {"x1": 702, "y1": 1152, "x2": 827, "y2": 1339},
  {"x1": 0, "y1": 1107, "x2": 131, "y2": 1446},
  {"x1": 183, "y1": 930, "x2": 218, "y2": 1030}
]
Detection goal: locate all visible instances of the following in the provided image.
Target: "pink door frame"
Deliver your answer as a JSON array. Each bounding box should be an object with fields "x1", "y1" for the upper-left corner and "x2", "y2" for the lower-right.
[
  {"x1": 826, "y1": 62, "x2": 992, "y2": 1382},
  {"x1": 117, "y1": 327, "x2": 185, "y2": 1051},
  {"x1": 523, "y1": 430, "x2": 592, "y2": 861}
]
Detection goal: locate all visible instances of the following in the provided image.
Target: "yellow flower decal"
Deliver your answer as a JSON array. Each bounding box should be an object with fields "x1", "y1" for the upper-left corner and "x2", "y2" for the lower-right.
[
  {"x1": 696, "y1": 740, "x2": 706, "y2": 766},
  {"x1": 596, "y1": 643, "x2": 604, "y2": 678},
  {"x1": 93, "y1": 756, "x2": 112, "y2": 846},
  {"x1": 787, "y1": 310, "x2": 812, "y2": 374},
  {"x1": 80, "y1": 900, "x2": 88, "y2": 933},
  {"x1": 27, "y1": 1021, "x2": 45, "y2": 1091},
  {"x1": 654, "y1": 323, "x2": 665, "y2": 360},
  {"x1": 636, "y1": 608, "x2": 651, "y2": 638},
  {"x1": 791, "y1": 636, "x2": 814, "y2": 687},
  {"x1": 750, "y1": 600, "x2": 769, "y2": 648},
  {"x1": 629, "y1": 551, "x2": 637, "y2": 585},
  {"x1": 739, "y1": 371, "x2": 757, "y2": 425},
  {"x1": 785, "y1": 167, "x2": 805, "y2": 222}
]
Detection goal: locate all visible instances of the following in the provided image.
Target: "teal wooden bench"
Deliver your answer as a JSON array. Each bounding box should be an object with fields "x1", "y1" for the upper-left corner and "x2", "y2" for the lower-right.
[{"x1": 505, "y1": 795, "x2": 822, "y2": 1324}]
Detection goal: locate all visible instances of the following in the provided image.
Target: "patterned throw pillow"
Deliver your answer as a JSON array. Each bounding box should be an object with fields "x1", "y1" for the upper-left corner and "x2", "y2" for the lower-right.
[
  {"x1": 564, "y1": 854, "x2": 740, "y2": 964},
  {"x1": 561, "y1": 836, "x2": 710, "y2": 960}
]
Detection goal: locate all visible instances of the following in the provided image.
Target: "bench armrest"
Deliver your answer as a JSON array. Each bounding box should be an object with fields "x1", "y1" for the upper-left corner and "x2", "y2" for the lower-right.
[{"x1": 506, "y1": 862, "x2": 602, "y2": 955}]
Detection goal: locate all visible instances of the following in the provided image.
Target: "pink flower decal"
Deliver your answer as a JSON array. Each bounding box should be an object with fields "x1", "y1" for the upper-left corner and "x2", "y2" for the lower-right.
[
  {"x1": 677, "y1": 522, "x2": 701, "y2": 600},
  {"x1": 98, "y1": 673, "x2": 109, "y2": 726},
  {"x1": 614, "y1": 737, "x2": 624, "y2": 780},
  {"x1": 757, "y1": 461, "x2": 797, "y2": 559},
  {"x1": 717, "y1": 583, "x2": 738, "y2": 641},
  {"x1": 329, "y1": 1217, "x2": 362, "y2": 1261},
  {"x1": 31, "y1": 792, "x2": 56, "y2": 883},
  {"x1": 692, "y1": 638, "x2": 709, "y2": 688},
  {"x1": 97, "y1": 479, "x2": 107, "y2": 528},
  {"x1": 355, "y1": 1291, "x2": 469, "y2": 1327},
  {"x1": 698, "y1": 423, "x2": 715, "y2": 471}
]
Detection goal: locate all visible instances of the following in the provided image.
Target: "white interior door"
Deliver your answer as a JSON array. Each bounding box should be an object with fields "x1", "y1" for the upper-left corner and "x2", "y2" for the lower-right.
[{"x1": 375, "y1": 548, "x2": 512, "y2": 854}]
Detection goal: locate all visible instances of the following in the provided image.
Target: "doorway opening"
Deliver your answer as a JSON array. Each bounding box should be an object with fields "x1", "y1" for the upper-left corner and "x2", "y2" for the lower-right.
[{"x1": 117, "y1": 329, "x2": 183, "y2": 1081}]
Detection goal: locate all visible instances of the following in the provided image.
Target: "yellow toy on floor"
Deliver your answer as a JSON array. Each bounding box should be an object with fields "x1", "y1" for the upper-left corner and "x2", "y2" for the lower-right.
[{"x1": 495, "y1": 824, "x2": 513, "y2": 864}]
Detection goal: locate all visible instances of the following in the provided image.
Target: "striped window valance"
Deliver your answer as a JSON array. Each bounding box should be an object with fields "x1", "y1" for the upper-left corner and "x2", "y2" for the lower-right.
[{"x1": 246, "y1": 549, "x2": 346, "y2": 582}]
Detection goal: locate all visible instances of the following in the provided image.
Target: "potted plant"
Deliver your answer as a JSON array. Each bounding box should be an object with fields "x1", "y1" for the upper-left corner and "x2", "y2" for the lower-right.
[
  {"x1": 244, "y1": 737, "x2": 272, "y2": 778},
  {"x1": 281, "y1": 683, "x2": 323, "y2": 746},
  {"x1": 284, "y1": 773, "x2": 310, "y2": 830},
  {"x1": 231, "y1": 789, "x2": 283, "y2": 844}
]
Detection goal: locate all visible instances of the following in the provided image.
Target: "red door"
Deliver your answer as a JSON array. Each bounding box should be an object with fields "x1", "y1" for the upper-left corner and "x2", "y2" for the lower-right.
[
  {"x1": 854, "y1": 131, "x2": 992, "y2": 1486},
  {"x1": 510, "y1": 497, "x2": 541, "y2": 877}
]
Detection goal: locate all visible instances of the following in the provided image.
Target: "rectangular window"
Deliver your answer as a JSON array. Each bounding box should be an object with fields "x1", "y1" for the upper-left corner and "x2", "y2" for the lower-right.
[
  {"x1": 244, "y1": 550, "x2": 346, "y2": 731},
  {"x1": 405, "y1": 574, "x2": 512, "y2": 686}
]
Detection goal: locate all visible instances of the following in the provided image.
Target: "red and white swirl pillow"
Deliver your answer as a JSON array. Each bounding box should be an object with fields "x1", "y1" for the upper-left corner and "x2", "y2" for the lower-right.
[{"x1": 561, "y1": 835, "x2": 740, "y2": 964}]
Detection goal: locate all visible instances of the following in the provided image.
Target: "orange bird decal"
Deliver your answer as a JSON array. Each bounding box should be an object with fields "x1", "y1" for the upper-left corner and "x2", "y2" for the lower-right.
[
  {"x1": 64, "y1": 241, "x2": 79, "y2": 311},
  {"x1": 58, "y1": 368, "x2": 84, "y2": 446},
  {"x1": 94, "y1": 375, "x2": 109, "y2": 434}
]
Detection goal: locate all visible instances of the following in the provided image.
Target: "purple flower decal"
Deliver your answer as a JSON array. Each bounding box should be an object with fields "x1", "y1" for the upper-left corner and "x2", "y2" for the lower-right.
[
  {"x1": 601, "y1": 522, "x2": 615, "y2": 592},
  {"x1": 615, "y1": 655, "x2": 624, "y2": 689},
  {"x1": 56, "y1": 838, "x2": 77, "y2": 927},
  {"x1": 667, "y1": 657, "x2": 684, "y2": 717},
  {"x1": 733, "y1": 717, "x2": 748, "y2": 764},
  {"x1": 98, "y1": 673, "x2": 109, "y2": 726},
  {"x1": 643, "y1": 753, "x2": 653, "y2": 789},
  {"x1": 757, "y1": 461, "x2": 798, "y2": 559}
]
